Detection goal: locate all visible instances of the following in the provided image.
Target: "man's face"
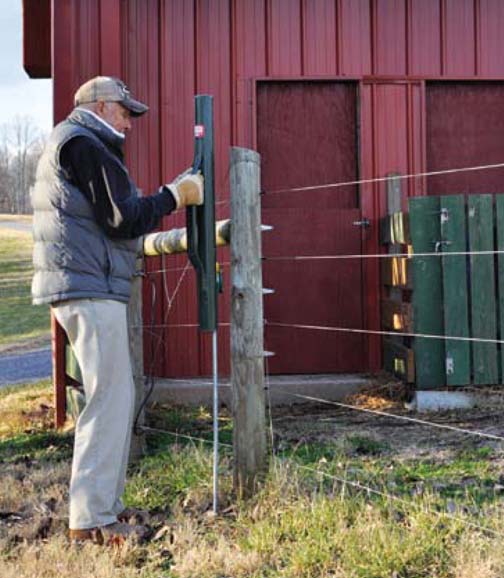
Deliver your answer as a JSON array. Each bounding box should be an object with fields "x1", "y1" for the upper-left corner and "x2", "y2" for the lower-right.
[{"x1": 96, "y1": 101, "x2": 132, "y2": 134}]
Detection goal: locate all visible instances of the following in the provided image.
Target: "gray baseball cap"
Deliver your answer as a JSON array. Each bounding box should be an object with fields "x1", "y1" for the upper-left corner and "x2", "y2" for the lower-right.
[{"x1": 74, "y1": 76, "x2": 149, "y2": 116}]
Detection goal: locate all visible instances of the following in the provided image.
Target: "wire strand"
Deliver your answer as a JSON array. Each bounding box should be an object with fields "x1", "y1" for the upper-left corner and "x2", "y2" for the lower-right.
[
  {"x1": 272, "y1": 390, "x2": 504, "y2": 442},
  {"x1": 263, "y1": 162, "x2": 504, "y2": 196},
  {"x1": 265, "y1": 321, "x2": 504, "y2": 345},
  {"x1": 139, "y1": 425, "x2": 233, "y2": 448},
  {"x1": 263, "y1": 250, "x2": 504, "y2": 262},
  {"x1": 291, "y1": 462, "x2": 504, "y2": 538},
  {"x1": 147, "y1": 261, "x2": 230, "y2": 276}
]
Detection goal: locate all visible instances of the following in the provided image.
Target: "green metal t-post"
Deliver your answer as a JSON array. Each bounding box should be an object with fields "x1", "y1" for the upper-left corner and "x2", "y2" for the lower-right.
[
  {"x1": 187, "y1": 95, "x2": 217, "y2": 332},
  {"x1": 187, "y1": 95, "x2": 220, "y2": 514}
]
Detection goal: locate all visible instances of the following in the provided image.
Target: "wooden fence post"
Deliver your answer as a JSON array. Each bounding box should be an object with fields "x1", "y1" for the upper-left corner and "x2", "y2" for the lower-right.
[
  {"x1": 230, "y1": 146, "x2": 267, "y2": 497},
  {"x1": 128, "y1": 257, "x2": 145, "y2": 461}
]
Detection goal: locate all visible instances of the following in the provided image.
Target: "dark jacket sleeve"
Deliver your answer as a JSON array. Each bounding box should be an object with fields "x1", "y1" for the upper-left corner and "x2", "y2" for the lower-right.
[{"x1": 60, "y1": 136, "x2": 177, "y2": 239}]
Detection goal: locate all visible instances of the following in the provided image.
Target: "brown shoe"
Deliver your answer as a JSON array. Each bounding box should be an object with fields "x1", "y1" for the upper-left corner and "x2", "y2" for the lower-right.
[
  {"x1": 97, "y1": 521, "x2": 149, "y2": 546},
  {"x1": 69, "y1": 527, "x2": 100, "y2": 544},
  {"x1": 70, "y1": 522, "x2": 148, "y2": 546},
  {"x1": 117, "y1": 507, "x2": 151, "y2": 525}
]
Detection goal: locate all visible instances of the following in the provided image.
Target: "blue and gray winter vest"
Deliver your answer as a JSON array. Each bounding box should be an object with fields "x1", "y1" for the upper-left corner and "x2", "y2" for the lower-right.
[{"x1": 31, "y1": 108, "x2": 140, "y2": 305}]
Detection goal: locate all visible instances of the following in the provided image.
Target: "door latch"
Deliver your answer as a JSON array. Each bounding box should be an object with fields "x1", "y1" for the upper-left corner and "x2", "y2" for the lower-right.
[{"x1": 352, "y1": 218, "x2": 370, "y2": 229}]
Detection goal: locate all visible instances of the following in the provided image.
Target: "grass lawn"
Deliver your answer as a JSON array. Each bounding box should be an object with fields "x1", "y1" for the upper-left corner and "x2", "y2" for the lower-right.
[
  {"x1": 0, "y1": 227, "x2": 50, "y2": 349},
  {"x1": 2, "y1": 383, "x2": 504, "y2": 577}
]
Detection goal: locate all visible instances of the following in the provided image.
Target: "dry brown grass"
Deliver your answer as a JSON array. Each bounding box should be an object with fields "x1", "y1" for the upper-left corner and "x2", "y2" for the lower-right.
[
  {"x1": 1, "y1": 536, "x2": 153, "y2": 578},
  {"x1": 0, "y1": 382, "x2": 54, "y2": 440},
  {"x1": 453, "y1": 534, "x2": 504, "y2": 578},
  {"x1": 4, "y1": 383, "x2": 504, "y2": 577},
  {"x1": 0, "y1": 214, "x2": 32, "y2": 222}
]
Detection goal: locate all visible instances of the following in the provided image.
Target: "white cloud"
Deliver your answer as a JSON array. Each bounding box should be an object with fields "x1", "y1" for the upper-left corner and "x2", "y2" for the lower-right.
[{"x1": 0, "y1": 0, "x2": 53, "y2": 132}]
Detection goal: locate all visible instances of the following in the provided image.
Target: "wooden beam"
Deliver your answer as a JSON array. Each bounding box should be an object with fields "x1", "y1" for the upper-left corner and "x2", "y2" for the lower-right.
[
  {"x1": 468, "y1": 195, "x2": 498, "y2": 384},
  {"x1": 383, "y1": 339, "x2": 415, "y2": 383},
  {"x1": 144, "y1": 219, "x2": 230, "y2": 256},
  {"x1": 409, "y1": 196, "x2": 445, "y2": 388},
  {"x1": 380, "y1": 212, "x2": 410, "y2": 245},
  {"x1": 22, "y1": 0, "x2": 51, "y2": 78},
  {"x1": 380, "y1": 256, "x2": 412, "y2": 289},
  {"x1": 230, "y1": 147, "x2": 267, "y2": 498},
  {"x1": 381, "y1": 299, "x2": 413, "y2": 332}
]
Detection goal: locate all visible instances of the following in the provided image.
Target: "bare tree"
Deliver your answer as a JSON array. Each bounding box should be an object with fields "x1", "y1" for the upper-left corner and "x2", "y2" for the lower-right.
[
  {"x1": 10, "y1": 116, "x2": 43, "y2": 213},
  {"x1": 0, "y1": 116, "x2": 46, "y2": 214},
  {"x1": 0, "y1": 126, "x2": 14, "y2": 213}
]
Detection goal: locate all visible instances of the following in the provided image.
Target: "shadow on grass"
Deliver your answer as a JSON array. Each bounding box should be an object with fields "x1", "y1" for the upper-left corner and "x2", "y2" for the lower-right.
[{"x1": 0, "y1": 430, "x2": 73, "y2": 464}]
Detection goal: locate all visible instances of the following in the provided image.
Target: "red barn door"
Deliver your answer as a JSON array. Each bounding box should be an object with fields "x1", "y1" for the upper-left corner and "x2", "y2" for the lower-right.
[{"x1": 257, "y1": 81, "x2": 365, "y2": 374}]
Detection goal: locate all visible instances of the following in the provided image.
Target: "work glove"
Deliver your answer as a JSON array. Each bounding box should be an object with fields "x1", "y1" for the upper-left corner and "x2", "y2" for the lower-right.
[{"x1": 166, "y1": 169, "x2": 204, "y2": 209}]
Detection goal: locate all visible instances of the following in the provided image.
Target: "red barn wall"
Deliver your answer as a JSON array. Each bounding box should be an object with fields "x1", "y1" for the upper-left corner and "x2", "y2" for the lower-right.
[{"x1": 49, "y1": 0, "x2": 504, "y2": 377}]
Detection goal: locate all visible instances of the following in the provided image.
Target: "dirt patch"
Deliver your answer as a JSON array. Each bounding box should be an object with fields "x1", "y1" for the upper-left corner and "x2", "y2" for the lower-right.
[{"x1": 270, "y1": 390, "x2": 504, "y2": 462}]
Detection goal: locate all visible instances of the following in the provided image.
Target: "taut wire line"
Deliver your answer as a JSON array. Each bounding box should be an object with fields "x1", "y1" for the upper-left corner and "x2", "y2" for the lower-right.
[
  {"x1": 272, "y1": 390, "x2": 504, "y2": 442},
  {"x1": 143, "y1": 421, "x2": 504, "y2": 537},
  {"x1": 265, "y1": 321, "x2": 504, "y2": 346},
  {"x1": 264, "y1": 250, "x2": 504, "y2": 262},
  {"x1": 140, "y1": 425, "x2": 233, "y2": 448},
  {"x1": 147, "y1": 261, "x2": 230, "y2": 276},
  {"x1": 132, "y1": 322, "x2": 231, "y2": 330},
  {"x1": 263, "y1": 161, "x2": 504, "y2": 196},
  {"x1": 292, "y1": 463, "x2": 504, "y2": 538}
]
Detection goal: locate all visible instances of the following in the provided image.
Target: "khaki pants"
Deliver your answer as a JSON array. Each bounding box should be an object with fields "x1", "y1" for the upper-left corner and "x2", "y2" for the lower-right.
[{"x1": 52, "y1": 299, "x2": 134, "y2": 530}]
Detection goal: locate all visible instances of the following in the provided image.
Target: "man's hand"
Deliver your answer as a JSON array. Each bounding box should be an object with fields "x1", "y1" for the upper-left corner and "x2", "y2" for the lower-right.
[{"x1": 167, "y1": 170, "x2": 204, "y2": 209}]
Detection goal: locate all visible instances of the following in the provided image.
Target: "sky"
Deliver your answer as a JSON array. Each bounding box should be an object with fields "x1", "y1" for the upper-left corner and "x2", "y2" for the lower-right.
[{"x1": 0, "y1": 0, "x2": 53, "y2": 133}]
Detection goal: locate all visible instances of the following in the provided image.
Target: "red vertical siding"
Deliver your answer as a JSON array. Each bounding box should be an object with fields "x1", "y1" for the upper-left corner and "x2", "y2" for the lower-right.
[
  {"x1": 479, "y1": 0, "x2": 504, "y2": 76},
  {"x1": 267, "y1": 0, "x2": 302, "y2": 75},
  {"x1": 52, "y1": 0, "x2": 72, "y2": 123},
  {"x1": 443, "y1": 0, "x2": 476, "y2": 75},
  {"x1": 196, "y1": 0, "x2": 232, "y2": 375},
  {"x1": 339, "y1": 0, "x2": 372, "y2": 75},
  {"x1": 408, "y1": 0, "x2": 441, "y2": 76},
  {"x1": 48, "y1": 0, "x2": 504, "y2": 378},
  {"x1": 122, "y1": 0, "x2": 165, "y2": 376},
  {"x1": 302, "y1": 0, "x2": 337, "y2": 76},
  {"x1": 100, "y1": 0, "x2": 121, "y2": 76},
  {"x1": 72, "y1": 0, "x2": 101, "y2": 87},
  {"x1": 373, "y1": 0, "x2": 406, "y2": 75},
  {"x1": 233, "y1": 0, "x2": 267, "y2": 148},
  {"x1": 407, "y1": 83, "x2": 426, "y2": 198},
  {"x1": 374, "y1": 84, "x2": 409, "y2": 207},
  {"x1": 360, "y1": 84, "x2": 380, "y2": 371},
  {"x1": 159, "y1": 0, "x2": 198, "y2": 377}
]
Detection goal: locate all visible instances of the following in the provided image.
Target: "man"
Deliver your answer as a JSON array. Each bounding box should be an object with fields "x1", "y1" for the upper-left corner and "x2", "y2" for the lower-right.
[{"x1": 31, "y1": 76, "x2": 203, "y2": 544}]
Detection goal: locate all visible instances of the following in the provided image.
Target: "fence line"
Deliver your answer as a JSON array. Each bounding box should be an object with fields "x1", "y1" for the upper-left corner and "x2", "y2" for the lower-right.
[
  {"x1": 262, "y1": 161, "x2": 504, "y2": 196},
  {"x1": 270, "y1": 390, "x2": 504, "y2": 442},
  {"x1": 265, "y1": 321, "x2": 504, "y2": 346},
  {"x1": 141, "y1": 421, "x2": 504, "y2": 538},
  {"x1": 264, "y1": 249, "x2": 504, "y2": 261},
  {"x1": 140, "y1": 425, "x2": 233, "y2": 448},
  {"x1": 292, "y1": 462, "x2": 504, "y2": 538}
]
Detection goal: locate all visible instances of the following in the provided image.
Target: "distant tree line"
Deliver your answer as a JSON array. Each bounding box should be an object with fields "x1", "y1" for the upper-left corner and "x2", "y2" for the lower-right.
[{"x1": 0, "y1": 116, "x2": 46, "y2": 214}]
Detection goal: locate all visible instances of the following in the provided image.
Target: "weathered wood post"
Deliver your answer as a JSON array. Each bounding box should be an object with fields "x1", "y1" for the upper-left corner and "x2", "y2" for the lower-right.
[
  {"x1": 128, "y1": 255, "x2": 145, "y2": 461},
  {"x1": 230, "y1": 146, "x2": 267, "y2": 497}
]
